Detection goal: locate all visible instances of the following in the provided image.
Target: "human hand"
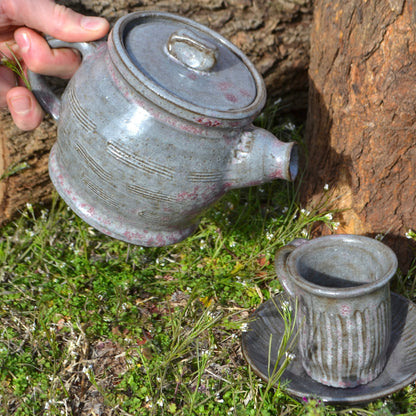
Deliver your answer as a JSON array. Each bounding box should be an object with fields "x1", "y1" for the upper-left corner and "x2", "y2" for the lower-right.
[{"x1": 0, "y1": 0, "x2": 109, "y2": 130}]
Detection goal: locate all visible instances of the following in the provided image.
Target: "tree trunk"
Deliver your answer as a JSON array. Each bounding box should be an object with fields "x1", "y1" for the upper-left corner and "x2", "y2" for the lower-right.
[
  {"x1": 300, "y1": 0, "x2": 416, "y2": 271},
  {"x1": 0, "y1": 0, "x2": 312, "y2": 226}
]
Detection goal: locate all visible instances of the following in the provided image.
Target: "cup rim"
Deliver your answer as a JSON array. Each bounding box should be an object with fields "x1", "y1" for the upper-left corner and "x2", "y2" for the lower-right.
[{"x1": 286, "y1": 234, "x2": 398, "y2": 298}]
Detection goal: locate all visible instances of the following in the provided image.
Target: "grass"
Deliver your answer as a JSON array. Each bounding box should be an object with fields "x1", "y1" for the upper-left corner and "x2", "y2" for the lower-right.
[
  {"x1": 1, "y1": 108, "x2": 416, "y2": 415},
  {"x1": 0, "y1": 44, "x2": 31, "y2": 90}
]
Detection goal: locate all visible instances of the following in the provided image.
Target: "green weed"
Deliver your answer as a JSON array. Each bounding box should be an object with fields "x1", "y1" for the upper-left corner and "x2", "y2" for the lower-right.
[
  {"x1": 0, "y1": 44, "x2": 31, "y2": 90},
  {"x1": 0, "y1": 108, "x2": 415, "y2": 415}
]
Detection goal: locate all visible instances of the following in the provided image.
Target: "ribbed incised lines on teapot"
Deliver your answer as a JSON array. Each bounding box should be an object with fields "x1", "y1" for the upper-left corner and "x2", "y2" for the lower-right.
[
  {"x1": 75, "y1": 141, "x2": 113, "y2": 183},
  {"x1": 81, "y1": 173, "x2": 121, "y2": 209},
  {"x1": 106, "y1": 141, "x2": 175, "y2": 180},
  {"x1": 67, "y1": 83, "x2": 96, "y2": 132}
]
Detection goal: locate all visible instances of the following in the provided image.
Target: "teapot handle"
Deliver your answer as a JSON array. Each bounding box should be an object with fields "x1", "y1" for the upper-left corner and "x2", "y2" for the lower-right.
[
  {"x1": 27, "y1": 38, "x2": 101, "y2": 121},
  {"x1": 274, "y1": 238, "x2": 309, "y2": 298}
]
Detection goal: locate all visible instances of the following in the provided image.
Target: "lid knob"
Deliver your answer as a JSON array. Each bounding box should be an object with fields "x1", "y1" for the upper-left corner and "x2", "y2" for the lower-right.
[{"x1": 166, "y1": 29, "x2": 218, "y2": 72}]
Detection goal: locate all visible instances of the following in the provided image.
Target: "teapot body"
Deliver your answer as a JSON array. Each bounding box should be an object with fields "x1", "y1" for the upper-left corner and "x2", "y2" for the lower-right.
[
  {"x1": 51, "y1": 43, "x2": 239, "y2": 246},
  {"x1": 30, "y1": 12, "x2": 298, "y2": 246}
]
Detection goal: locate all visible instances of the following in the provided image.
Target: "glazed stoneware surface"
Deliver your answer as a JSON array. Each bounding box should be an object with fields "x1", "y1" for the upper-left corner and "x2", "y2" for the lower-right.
[
  {"x1": 274, "y1": 235, "x2": 397, "y2": 388},
  {"x1": 242, "y1": 292, "x2": 416, "y2": 405},
  {"x1": 28, "y1": 12, "x2": 298, "y2": 247}
]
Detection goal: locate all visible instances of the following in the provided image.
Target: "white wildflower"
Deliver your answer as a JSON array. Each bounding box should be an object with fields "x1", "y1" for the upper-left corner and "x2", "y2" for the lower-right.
[
  {"x1": 215, "y1": 393, "x2": 224, "y2": 403},
  {"x1": 281, "y1": 300, "x2": 292, "y2": 313},
  {"x1": 324, "y1": 213, "x2": 333, "y2": 221},
  {"x1": 82, "y1": 364, "x2": 94, "y2": 381},
  {"x1": 405, "y1": 229, "x2": 415, "y2": 239},
  {"x1": 201, "y1": 349, "x2": 211, "y2": 357},
  {"x1": 284, "y1": 121, "x2": 296, "y2": 131},
  {"x1": 323, "y1": 183, "x2": 329, "y2": 191},
  {"x1": 300, "y1": 208, "x2": 310, "y2": 216},
  {"x1": 240, "y1": 322, "x2": 249, "y2": 332}
]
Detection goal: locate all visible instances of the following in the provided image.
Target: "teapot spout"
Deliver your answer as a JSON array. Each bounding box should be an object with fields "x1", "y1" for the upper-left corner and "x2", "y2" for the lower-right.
[{"x1": 225, "y1": 127, "x2": 298, "y2": 190}]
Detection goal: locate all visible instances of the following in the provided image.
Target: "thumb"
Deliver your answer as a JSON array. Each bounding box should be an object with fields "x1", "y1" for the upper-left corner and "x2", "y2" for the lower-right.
[{"x1": 2, "y1": 0, "x2": 109, "y2": 42}]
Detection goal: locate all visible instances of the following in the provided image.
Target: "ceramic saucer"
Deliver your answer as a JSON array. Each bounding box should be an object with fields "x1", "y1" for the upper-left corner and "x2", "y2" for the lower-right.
[{"x1": 241, "y1": 292, "x2": 416, "y2": 405}]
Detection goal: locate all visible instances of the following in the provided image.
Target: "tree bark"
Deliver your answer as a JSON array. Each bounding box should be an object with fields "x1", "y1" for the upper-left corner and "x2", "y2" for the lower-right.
[
  {"x1": 300, "y1": 0, "x2": 416, "y2": 271},
  {"x1": 0, "y1": 0, "x2": 312, "y2": 226}
]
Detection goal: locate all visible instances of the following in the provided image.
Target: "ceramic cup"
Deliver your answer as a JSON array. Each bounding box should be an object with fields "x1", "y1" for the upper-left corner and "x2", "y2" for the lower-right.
[{"x1": 274, "y1": 235, "x2": 398, "y2": 388}]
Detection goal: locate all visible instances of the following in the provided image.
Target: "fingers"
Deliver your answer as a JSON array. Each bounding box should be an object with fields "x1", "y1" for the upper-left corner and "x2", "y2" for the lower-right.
[
  {"x1": 2, "y1": 0, "x2": 109, "y2": 42},
  {"x1": 7, "y1": 86, "x2": 44, "y2": 131},
  {"x1": 15, "y1": 28, "x2": 81, "y2": 78},
  {"x1": 0, "y1": 66, "x2": 16, "y2": 106},
  {"x1": 0, "y1": 0, "x2": 110, "y2": 130}
]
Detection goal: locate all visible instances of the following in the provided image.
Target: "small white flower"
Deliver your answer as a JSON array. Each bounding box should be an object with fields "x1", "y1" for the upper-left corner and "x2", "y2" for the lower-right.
[
  {"x1": 215, "y1": 393, "x2": 224, "y2": 403},
  {"x1": 229, "y1": 240, "x2": 236, "y2": 248},
  {"x1": 281, "y1": 300, "x2": 292, "y2": 313},
  {"x1": 323, "y1": 183, "x2": 329, "y2": 191},
  {"x1": 324, "y1": 213, "x2": 333, "y2": 221},
  {"x1": 201, "y1": 349, "x2": 210, "y2": 357},
  {"x1": 300, "y1": 208, "x2": 310, "y2": 216},
  {"x1": 41, "y1": 209, "x2": 49, "y2": 220},
  {"x1": 405, "y1": 229, "x2": 415, "y2": 239},
  {"x1": 266, "y1": 232, "x2": 274, "y2": 240},
  {"x1": 82, "y1": 364, "x2": 94, "y2": 381},
  {"x1": 285, "y1": 351, "x2": 296, "y2": 361},
  {"x1": 240, "y1": 322, "x2": 248, "y2": 332},
  {"x1": 284, "y1": 121, "x2": 296, "y2": 131},
  {"x1": 157, "y1": 398, "x2": 164, "y2": 407}
]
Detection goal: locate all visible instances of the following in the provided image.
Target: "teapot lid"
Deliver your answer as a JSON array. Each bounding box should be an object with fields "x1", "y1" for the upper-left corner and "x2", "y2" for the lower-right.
[{"x1": 110, "y1": 12, "x2": 266, "y2": 124}]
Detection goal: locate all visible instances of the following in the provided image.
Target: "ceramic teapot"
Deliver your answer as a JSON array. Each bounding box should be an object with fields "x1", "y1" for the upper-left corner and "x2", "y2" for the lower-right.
[{"x1": 29, "y1": 11, "x2": 298, "y2": 247}]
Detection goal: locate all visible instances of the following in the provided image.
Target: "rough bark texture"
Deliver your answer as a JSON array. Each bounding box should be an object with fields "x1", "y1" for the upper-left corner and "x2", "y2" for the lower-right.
[
  {"x1": 0, "y1": 0, "x2": 312, "y2": 226},
  {"x1": 301, "y1": 0, "x2": 416, "y2": 270}
]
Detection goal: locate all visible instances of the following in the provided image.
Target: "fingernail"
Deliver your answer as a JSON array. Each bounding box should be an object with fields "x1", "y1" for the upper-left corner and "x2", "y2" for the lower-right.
[
  {"x1": 10, "y1": 95, "x2": 31, "y2": 115},
  {"x1": 81, "y1": 16, "x2": 106, "y2": 31},
  {"x1": 16, "y1": 32, "x2": 30, "y2": 54}
]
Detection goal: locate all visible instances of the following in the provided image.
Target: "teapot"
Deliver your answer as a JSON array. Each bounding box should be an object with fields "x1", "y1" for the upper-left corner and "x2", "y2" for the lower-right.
[{"x1": 29, "y1": 11, "x2": 298, "y2": 246}]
